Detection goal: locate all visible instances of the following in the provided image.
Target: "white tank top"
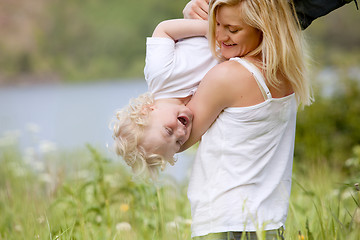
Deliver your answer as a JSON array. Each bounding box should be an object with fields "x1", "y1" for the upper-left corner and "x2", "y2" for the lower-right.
[{"x1": 187, "y1": 57, "x2": 298, "y2": 237}]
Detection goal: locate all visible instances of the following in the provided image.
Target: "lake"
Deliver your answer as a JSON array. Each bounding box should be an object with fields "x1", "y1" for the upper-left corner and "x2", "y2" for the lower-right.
[{"x1": 0, "y1": 79, "x2": 194, "y2": 182}]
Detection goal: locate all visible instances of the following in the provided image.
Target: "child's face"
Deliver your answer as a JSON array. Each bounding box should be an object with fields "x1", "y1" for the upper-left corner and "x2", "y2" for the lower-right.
[
  {"x1": 141, "y1": 101, "x2": 193, "y2": 159},
  {"x1": 215, "y1": 4, "x2": 262, "y2": 59}
]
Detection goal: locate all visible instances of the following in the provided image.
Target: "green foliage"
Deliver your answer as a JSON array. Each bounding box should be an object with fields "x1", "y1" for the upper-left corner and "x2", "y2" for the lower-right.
[
  {"x1": 0, "y1": 0, "x2": 188, "y2": 82},
  {"x1": 286, "y1": 163, "x2": 360, "y2": 240},
  {"x1": 304, "y1": 2, "x2": 360, "y2": 51},
  {"x1": 1, "y1": 128, "x2": 359, "y2": 239},
  {"x1": 295, "y1": 77, "x2": 360, "y2": 169},
  {"x1": 0, "y1": 0, "x2": 359, "y2": 83},
  {"x1": 0, "y1": 138, "x2": 192, "y2": 239}
]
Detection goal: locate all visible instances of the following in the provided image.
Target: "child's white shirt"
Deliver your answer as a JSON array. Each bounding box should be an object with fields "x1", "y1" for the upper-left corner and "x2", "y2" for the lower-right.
[{"x1": 144, "y1": 37, "x2": 217, "y2": 100}]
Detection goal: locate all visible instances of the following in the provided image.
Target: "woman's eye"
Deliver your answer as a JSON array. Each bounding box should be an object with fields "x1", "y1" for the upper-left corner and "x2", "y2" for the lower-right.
[{"x1": 229, "y1": 29, "x2": 238, "y2": 33}]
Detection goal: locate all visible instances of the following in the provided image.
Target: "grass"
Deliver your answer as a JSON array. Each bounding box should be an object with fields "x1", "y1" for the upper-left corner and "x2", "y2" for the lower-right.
[
  {"x1": 0, "y1": 133, "x2": 359, "y2": 239},
  {"x1": 286, "y1": 161, "x2": 360, "y2": 240}
]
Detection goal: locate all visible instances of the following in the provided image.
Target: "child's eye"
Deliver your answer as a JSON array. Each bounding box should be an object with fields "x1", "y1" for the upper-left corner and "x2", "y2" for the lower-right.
[{"x1": 165, "y1": 127, "x2": 173, "y2": 135}]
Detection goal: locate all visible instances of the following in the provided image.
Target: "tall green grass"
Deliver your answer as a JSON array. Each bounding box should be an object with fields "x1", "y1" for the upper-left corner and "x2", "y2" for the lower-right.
[{"x1": 0, "y1": 133, "x2": 359, "y2": 239}]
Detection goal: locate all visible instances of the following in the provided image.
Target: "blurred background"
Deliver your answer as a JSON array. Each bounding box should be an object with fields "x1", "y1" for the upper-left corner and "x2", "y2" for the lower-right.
[
  {"x1": 0, "y1": 0, "x2": 358, "y2": 84},
  {"x1": 0, "y1": 1, "x2": 359, "y2": 239},
  {"x1": 0, "y1": 0, "x2": 359, "y2": 179}
]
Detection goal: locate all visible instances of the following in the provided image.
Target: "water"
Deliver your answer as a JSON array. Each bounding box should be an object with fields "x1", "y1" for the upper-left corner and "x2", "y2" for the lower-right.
[{"x1": 0, "y1": 79, "x2": 193, "y2": 182}]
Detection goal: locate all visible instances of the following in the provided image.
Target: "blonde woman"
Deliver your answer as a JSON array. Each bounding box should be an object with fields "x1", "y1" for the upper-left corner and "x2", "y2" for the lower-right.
[{"x1": 178, "y1": 0, "x2": 312, "y2": 239}]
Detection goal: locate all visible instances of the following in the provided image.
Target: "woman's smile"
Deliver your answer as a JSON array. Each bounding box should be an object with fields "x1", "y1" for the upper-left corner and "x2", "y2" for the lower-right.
[{"x1": 222, "y1": 42, "x2": 237, "y2": 47}]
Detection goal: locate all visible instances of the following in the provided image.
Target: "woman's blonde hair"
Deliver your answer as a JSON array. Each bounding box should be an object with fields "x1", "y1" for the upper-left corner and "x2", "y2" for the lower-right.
[
  {"x1": 111, "y1": 93, "x2": 175, "y2": 180},
  {"x1": 208, "y1": 0, "x2": 313, "y2": 106}
]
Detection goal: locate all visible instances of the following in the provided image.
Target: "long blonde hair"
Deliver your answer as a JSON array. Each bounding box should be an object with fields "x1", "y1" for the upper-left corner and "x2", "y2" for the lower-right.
[{"x1": 208, "y1": 0, "x2": 312, "y2": 106}]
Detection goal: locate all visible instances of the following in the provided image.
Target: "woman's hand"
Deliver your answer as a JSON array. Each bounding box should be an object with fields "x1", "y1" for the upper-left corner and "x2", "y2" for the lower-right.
[{"x1": 183, "y1": 0, "x2": 210, "y2": 20}]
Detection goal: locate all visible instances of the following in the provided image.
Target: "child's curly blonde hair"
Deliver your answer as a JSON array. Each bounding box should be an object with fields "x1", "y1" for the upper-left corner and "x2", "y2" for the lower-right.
[{"x1": 111, "y1": 93, "x2": 176, "y2": 179}]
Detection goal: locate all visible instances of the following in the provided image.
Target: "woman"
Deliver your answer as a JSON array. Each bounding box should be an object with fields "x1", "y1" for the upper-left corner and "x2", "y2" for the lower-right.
[{"x1": 179, "y1": 0, "x2": 312, "y2": 239}]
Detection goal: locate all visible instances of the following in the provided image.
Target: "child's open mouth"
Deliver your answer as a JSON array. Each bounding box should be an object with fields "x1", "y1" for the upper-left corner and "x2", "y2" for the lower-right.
[{"x1": 178, "y1": 116, "x2": 189, "y2": 126}]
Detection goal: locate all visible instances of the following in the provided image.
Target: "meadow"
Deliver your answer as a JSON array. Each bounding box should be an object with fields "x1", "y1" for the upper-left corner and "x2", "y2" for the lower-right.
[{"x1": 0, "y1": 129, "x2": 359, "y2": 240}]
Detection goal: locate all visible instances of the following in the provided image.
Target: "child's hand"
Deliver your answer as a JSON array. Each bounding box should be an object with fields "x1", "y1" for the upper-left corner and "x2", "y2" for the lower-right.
[{"x1": 183, "y1": 0, "x2": 209, "y2": 20}]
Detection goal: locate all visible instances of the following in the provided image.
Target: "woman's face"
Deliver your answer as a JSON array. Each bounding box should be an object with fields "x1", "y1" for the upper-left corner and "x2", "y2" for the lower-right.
[
  {"x1": 140, "y1": 101, "x2": 193, "y2": 160},
  {"x1": 215, "y1": 4, "x2": 262, "y2": 59}
]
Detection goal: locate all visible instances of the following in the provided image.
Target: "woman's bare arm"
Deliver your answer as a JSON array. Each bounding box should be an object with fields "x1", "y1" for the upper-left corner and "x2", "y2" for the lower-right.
[
  {"x1": 179, "y1": 62, "x2": 239, "y2": 151},
  {"x1": 178, "y1": 59, "x2": 260, "y2": 152}
]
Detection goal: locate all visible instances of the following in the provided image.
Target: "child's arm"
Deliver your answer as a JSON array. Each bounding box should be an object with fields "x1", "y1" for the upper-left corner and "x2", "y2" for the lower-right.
[{"x1": 152, "y1": 19, "x2": 208, "y2": 40}]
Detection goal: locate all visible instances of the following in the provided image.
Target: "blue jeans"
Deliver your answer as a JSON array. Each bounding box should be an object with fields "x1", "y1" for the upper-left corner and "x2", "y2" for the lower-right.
[{"x1": 193, "y1": 227, "x2": 284, "y2": 240}]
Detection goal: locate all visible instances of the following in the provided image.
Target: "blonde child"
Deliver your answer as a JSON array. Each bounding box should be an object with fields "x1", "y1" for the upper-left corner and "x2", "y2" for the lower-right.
[
  {"x1": 112, "y1": 19, "x2": 217, "y2": 179},
  {"x1": 177, "y1": 0, "x2": 312, "y2": 239}
]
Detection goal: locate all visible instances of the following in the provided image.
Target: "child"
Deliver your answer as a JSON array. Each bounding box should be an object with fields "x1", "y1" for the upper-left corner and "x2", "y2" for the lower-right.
[{"x1": 111, "y1": 19, "x2": 217, "y2": 179}]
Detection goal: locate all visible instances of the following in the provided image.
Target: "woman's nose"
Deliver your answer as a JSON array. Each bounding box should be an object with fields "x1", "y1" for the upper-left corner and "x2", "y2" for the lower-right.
[{"x1": 216, "y1": 26, "x2": 227, "y2": 41}]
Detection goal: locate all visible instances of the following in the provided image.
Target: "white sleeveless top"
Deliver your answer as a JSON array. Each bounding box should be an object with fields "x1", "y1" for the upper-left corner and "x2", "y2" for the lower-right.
[{"x1": 187, "y1": 57, "x2": 298, "y2": 237}]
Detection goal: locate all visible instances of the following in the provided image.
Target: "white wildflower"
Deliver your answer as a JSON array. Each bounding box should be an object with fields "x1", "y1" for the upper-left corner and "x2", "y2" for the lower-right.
[
  {"x1": 104, "y1": 174, "x2": 117, "y2": 187},
  {"x1": 37, "y1": 216, "x2": 45, "y2": 224},
  {"x1": 0, "y1": 130, "x2": 21, "y2": 147},
  {"x1": 13, "y1": 167, "x2": 26, "y2": 177},
  {"x1": 116, "y1": 222, "x2": 132, "y2": 231},
  {"x1": 96, "y1": 215, "x2": 102, "y2": 223},
  {"x1": 26, "y1": 123, "x2": 40, "y2": 134},
  {"x1": 183, "y1": 219, "x2": 192, "y2": 226},
  {"x1": 39, "y1": 140, "x2": 57, "y2": 154},
  {"x1": 166, "y1": 216, "x2": 192, "y2": 230},
  {"x1": 341, "y1": 190, "x2": 353, "y2": 200},
  {"x1": 77, "y1": 170, "x2": 91, "y2": 180},
  {"x1": 174, "y1": 216, "x2": 184, "y2": 222},
  {"x1": 39, "y1": 173, "x2": 53, "y2": 184},
  {"x1": 14, "y1": 224, "x2": 23, "y2": 232},
  {"x1": 33, "y1": 161, "x2": 45, "y2": 172},
  {"x1": 23, "y1": 147, "x2": 36, "y2": 164},
  {"x1": 166, "y1": 221, "x2": 179, "y2": 230},
  {"x1": 354, "y1": 208, "x2": 360, "y2": 225}
]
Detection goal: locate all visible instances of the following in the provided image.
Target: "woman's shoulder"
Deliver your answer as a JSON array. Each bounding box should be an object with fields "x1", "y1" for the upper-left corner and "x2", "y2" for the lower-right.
[
  {"x1": 201, "y1": 58, "x2": 266, "y2": 107},
  {"x1": 206, "y1": 58, "x2": 255, "y2": 86}
]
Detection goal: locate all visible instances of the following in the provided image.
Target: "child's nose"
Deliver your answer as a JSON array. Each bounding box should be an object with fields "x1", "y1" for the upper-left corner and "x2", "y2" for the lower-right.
[{"x1": 175, "y1": 127, "x2": 186, "y2": 137}]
